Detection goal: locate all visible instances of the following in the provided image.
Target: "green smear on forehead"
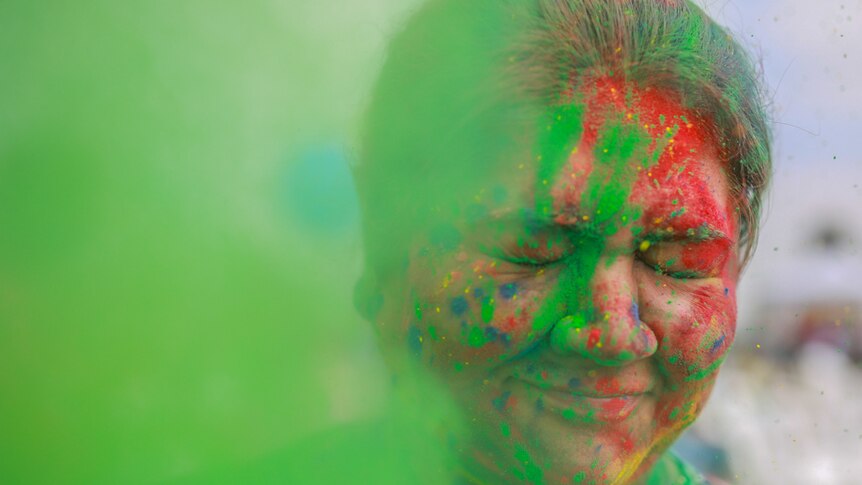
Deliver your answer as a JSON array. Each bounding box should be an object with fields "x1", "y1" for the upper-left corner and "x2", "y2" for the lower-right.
[{"x1": 535, "y1": 103, "x2": 585, "y2": 218}]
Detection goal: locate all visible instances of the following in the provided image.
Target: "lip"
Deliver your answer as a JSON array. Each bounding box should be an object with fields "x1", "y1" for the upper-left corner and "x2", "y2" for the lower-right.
[{"x1": 516, "y1": 379, "x2": 652, "y2": 423}]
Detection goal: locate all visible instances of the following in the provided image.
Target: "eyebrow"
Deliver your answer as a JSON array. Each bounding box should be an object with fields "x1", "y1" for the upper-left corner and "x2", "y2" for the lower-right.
[
  {"x1": 643, "y1": 223, "x2": 731, "y2": 243},
  {"x1": 481, "y1": 207, "x2": 731, "y2": 243}
]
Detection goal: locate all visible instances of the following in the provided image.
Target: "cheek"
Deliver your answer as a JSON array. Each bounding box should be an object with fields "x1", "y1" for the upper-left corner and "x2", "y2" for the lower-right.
[
  {"x1": 637, "y1": 271, "x2": 737, "y2": 379},
  {"x1": 400, "y1": 251, "x2": 553, "y2": 378}
]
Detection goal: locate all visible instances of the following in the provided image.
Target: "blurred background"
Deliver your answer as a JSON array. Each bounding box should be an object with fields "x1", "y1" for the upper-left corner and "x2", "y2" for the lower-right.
[{"x1": 0, "y1": 0, "x2": 859, "y2": 483}]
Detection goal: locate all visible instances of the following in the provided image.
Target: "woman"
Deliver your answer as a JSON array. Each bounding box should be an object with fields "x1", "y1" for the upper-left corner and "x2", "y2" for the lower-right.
[{"x1": 354, "y1": 0, "x2": 771, "y2": 483}]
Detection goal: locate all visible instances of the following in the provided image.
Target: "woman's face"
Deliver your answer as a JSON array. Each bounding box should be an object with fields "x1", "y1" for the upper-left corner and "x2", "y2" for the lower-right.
[{"x1": 377, "y1": 80, "x2": 740, "y2": 484}]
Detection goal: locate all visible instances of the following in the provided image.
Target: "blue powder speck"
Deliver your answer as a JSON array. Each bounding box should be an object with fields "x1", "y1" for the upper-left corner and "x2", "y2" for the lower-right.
[
  {"x1": 450, "y1": 296, "x2": 469, "y2": 316},
  {"x1": 492, "y1": 391, "x2": 512, "y2": 411},
  {"x1": 630, "y1": 301, "x2": 640, "y2": 321},
  {"x1": 499, "y1": 283, "x2": 518, "y2": 300},
  {"x1": 710, "y1": 334, "x2": 726, "y2": 354}
]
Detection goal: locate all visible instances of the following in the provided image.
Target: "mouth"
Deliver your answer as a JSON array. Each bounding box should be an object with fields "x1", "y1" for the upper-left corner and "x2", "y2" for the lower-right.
[{"x1": 514, "y1": 379, "x2": 653, "y2": 423}]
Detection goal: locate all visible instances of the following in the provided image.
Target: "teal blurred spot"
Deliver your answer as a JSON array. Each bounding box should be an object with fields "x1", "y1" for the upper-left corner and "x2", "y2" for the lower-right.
[{"x1": 284, "y1": 143, "x2": 358, "y2": 234}]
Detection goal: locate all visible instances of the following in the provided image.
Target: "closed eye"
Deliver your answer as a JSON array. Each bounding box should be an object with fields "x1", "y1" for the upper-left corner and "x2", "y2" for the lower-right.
[{"x1": 637, "y1": 240, "x2": 727, "y2": 279}]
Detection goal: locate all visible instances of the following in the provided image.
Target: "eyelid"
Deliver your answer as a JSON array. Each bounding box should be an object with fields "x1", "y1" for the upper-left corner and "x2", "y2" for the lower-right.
[{"x1": 637, "y1": 241, "x2": 713, "y2": 279}]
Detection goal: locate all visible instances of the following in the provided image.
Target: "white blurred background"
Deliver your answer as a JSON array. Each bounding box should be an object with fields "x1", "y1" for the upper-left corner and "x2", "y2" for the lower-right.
[{"x1": 678, "y1": 1, "x2": 862, "y2": 484}]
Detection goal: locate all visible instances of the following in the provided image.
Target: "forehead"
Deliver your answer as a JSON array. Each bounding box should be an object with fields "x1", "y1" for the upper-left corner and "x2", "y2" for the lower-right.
[{"x1": 494, "y1": 79, "x2": 735, "y2": 237}]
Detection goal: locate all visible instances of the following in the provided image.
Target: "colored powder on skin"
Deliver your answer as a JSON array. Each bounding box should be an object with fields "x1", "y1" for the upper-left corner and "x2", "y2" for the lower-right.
[
  {"x1": 529, "y1": 93, "x2": 659, "y2": 365},
  {"x1": 534, "y1": 103, "x2": 586, "y2": 218},
  {"x1": 468, "y1": 326, "x2": 486, "y2": 348},
  {"x1": 484, "y1": 326, "x2": 500, "y2": 343},
  {"x1": 499, "y1": 283, "x2": 518, "y2": 300},
  {"x1": 709, "y1": 334, "x2": 726, "y2": 354},
  {"x1": 630, "y1": 301, "x2": 640, "y2": 322},
  {"x1": 408, "y1": 326, "x2": 423, "y2": 356},
  {"x1": 450, "y1": 296, "x2": 469, "y2": 316},
  {"x1": 514, "y1": 445, "x2": 545, "y2": 484},
  {"x1": 493, "y1": 391, "x2": 512, "y2": 411},
  {"x1": 481, "y1": 297, "x2": 495, "y2": 323}
]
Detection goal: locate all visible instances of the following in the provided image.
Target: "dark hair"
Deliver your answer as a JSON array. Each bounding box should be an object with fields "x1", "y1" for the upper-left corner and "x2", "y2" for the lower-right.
[{"x1": 356, "y1": 0, "x2": 771, "y2": 280}]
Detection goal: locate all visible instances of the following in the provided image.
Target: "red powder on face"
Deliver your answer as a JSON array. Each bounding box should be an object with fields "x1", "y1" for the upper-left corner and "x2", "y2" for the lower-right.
[
  {"x1": 586, "y1": 328, "x2": 602, "y2": 350},
  {"x1": 680, "y1": 238, "x2": 732, "y2": 276},
  {"x1": 595, "y1": 376, "x2": 621, "y2": 394}
]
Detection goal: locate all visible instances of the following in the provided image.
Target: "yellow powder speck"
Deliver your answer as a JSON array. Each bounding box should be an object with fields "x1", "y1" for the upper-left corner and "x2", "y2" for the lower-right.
[
  {"x1": 756, "y1": 344, "x2": 761, "y2": 349},
  {"x1": 582, "y1": 215, "x2": 590, "y2": 221},
  {"x1": 639, "y1": 240, "x2": 651, "y2": 252},
  {"x1": 596, "y1": 341, "x2": 603, "y2": 348}
]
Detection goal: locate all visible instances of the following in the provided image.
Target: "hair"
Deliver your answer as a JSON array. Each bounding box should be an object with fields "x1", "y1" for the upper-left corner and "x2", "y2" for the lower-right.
[{"x1": 355, "y1": 0, "x2": 771, "y2": 283}]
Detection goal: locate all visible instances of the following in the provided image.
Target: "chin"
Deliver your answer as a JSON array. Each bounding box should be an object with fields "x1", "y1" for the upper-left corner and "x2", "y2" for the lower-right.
[{"x1": 459, "y1": 382, "x2": 672, "y2": 485}]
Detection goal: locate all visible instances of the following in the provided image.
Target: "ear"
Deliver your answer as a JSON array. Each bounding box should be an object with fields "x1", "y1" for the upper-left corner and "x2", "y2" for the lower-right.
[{"x1": 354, "y1": 270, "x2": 384, "y2": 322}]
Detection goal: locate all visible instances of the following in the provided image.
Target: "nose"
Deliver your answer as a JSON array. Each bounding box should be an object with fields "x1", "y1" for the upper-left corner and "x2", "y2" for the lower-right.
[{"x1": 549, "y1": 253, "x2": 658, "y2": 365}]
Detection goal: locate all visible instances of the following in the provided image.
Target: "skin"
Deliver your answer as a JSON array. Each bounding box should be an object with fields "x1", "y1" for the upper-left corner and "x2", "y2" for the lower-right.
[{"x1": 374, "y1": 78, "x2": 740, "y2": 484}]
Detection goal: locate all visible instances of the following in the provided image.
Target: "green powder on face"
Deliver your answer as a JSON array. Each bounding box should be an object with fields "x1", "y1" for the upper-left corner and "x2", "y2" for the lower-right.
[
  {"x1": 468, "y1": 326, "x2": 486, "y2": 348},
  {"x1": 529, "y1": 101, "x2": 659, "y2": 364},
  {"x1": 515, "y1": 444, "x2": 545, "y2": 485},
  {"x1": 534, "y1": 103, "x2": 586, "y2": 218},
  {"x1": 482, "y1": 297, "x2": 496, "y2": 323}
]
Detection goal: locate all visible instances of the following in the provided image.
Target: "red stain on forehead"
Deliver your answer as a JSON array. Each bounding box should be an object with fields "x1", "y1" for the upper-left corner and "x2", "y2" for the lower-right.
[{"x1": 556, "y1": 77, "x2": 735, "y2": 237}]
